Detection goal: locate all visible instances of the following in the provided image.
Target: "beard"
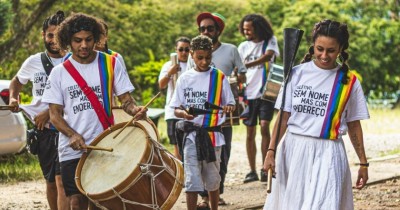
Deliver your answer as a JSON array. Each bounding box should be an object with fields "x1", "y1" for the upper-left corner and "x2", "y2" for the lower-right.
[{"x1": 44, "y1": 40, "x2": 60, "y2": 55}]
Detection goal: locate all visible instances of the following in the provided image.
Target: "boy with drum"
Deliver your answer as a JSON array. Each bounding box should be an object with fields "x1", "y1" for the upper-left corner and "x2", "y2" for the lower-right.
[
  {"x1": 238, "y1": 14, "x2": 280, "y2": 183},
  {"x1": 170, "y1": 35, "x2": 235, "y2": 210}
]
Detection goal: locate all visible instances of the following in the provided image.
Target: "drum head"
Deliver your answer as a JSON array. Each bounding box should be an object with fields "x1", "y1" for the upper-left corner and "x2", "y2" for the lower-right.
[{"x1": 79, "y1": 124, "x2": 148, "y2": 194}]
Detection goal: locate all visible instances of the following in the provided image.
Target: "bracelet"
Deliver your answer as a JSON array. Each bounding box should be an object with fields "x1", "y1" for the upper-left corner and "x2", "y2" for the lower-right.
[
  {"x1": 267, "y1": 148, "x2": 275, "y2": 153},
  {"x1": 359, "y1": 162, "x2": 369, "y2": 167},
  {"x1": 360, "y1": 166, "x2": 369, "y2": 169}
]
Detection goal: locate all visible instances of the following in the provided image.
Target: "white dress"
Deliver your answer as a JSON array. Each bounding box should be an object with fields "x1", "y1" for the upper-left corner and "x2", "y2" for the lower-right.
[{"x1": 264, "y1": 61, "x2": 369, "y2": 210}]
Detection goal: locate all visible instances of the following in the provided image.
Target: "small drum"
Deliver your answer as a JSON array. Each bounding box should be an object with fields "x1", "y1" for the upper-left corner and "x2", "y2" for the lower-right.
[
  {"x1": 262, "y1": 64, "x2": 284, "y2": 102},
  {"x1": 222, "y1": 76, "x2": 242, "y2": 127},
  {"x1": 75, "y1": 119, "x2": 184, "y2": 210}
]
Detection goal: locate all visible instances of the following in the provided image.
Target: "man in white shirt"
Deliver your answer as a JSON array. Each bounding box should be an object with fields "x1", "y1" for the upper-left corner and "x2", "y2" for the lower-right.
[
  {"x1": 9, "y1": 11, "x2": 69, "y2": 210},
  {"x1": 42, "y1": 13, "x2": 147, "y2": 210},
  {"x1": 158, "y1": 36, "x2": 190, "y2": 159},
  {"x1": 238, "y1": 14, "x2": 280, "y2": 183}
]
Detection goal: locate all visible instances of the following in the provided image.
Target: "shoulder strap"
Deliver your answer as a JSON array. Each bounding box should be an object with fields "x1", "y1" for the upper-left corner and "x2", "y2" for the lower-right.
[
  {"x1": 63, "y1": 59, "x2": 111, "y2": 130},
  {"x1": 40, "y1": 52, "x2": 54, "y2": 76}
]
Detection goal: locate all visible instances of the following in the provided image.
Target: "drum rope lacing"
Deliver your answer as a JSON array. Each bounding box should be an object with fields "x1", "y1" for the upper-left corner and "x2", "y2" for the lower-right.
[{"x1": 87, "y1": 136, "x2": 183, "y2": 210}]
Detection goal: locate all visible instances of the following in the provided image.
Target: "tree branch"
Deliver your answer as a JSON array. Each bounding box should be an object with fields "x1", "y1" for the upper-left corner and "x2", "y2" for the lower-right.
[{"x1": 0, "y1": 0, "x2": 56, "y2": 64}]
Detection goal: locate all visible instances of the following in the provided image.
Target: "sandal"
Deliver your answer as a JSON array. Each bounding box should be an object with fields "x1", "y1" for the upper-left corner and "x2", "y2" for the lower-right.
[
  {"x1": 197, "y1": 200, "x2": 210, "y2": 210},
  {"x1": 218, "y1": 197, "x2": 227, "y2": 206}
]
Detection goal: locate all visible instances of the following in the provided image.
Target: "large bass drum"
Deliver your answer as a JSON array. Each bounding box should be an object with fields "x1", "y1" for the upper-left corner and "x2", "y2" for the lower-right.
[{"x1": 75, "y1": 119, "x2": 184, "y2": 210}]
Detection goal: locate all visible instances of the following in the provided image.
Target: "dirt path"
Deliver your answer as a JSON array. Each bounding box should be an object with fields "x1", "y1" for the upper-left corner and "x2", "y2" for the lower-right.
[{"x1": 1, "y1": 133, "x2": 399, "y2": 209}]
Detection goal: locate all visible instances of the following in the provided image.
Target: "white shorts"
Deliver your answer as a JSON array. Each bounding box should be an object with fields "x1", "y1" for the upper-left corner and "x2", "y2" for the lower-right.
[{"x1": 183, "y1": 137, "x2": 221, "y2": 192}]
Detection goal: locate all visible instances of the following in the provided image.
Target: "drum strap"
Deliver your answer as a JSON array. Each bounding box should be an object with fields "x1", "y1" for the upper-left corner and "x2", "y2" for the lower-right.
[
  {"x1": 260, "y1": 41, "x2": 269, "y2": 93},
  {"x1": 63, "y1": 59, "x2": 112, "y2": 130}
]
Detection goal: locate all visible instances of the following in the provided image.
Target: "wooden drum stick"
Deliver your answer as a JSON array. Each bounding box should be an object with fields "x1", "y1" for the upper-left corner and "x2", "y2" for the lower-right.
[
  {"x1": 113, "y1": 92, "x2": 161, "y2": 139},
  {"x1": 267, "y1": 168, "x2": 273, "y2": 193},
  {"x1": 86, "y1": 145, "x2": 113, "y2": 152}
]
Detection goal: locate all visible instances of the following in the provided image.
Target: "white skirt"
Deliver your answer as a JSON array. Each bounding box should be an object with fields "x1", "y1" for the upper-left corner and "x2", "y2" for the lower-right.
[{"x1": 263, "y1": 132, "x2": 353, "y2": 210}]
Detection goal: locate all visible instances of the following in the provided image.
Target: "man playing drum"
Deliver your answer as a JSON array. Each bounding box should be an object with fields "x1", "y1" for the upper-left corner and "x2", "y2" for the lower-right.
[
  {"x1": 238, "y1": 14, "x2": 280, "y2": 183},
  {"x1": 187, "y1": 12, "x2": 247, "y2": 208},
  {"x1": 42, "y1": 13, "x2": 147, "y2": 210}
]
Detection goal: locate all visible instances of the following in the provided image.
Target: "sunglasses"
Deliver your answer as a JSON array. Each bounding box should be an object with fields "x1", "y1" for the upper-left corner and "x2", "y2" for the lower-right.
[
  {"x1": 178, "y1": 47, "x2": 190, "y2": 52},
  {"x1": 198, "y1": 25, "x2": 216, "y2": 33}
]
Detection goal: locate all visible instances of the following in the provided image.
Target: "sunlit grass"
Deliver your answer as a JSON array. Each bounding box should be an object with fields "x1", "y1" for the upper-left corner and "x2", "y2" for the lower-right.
[
  {"x1": 361, "y1": 107, "x2": 400, "y2": 134},
  {"x1": 0, "y1": 152, "x2": 42, "y2": 183}
]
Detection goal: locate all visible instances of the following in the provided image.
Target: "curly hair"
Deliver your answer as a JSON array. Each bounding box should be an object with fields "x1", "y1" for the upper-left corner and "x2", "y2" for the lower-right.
[
  {"x1": 301, "y1": 19, "x2": 350, "y2": 84},
  {"x1": 56, "y1": 13, "x2": 106, "y2": 51},
  {"x1": 239, "y1": 14, "x2": 274, "y2": 42},
  {"x1": 190, "y1": 35, "x2": 212, "y2": 51}
]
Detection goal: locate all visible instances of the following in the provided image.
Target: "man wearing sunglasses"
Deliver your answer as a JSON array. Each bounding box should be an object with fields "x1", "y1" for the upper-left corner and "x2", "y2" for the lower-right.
[
  {"x1": 159, "y1": 37, "x2": 191, "y2": 160},
  {"x1": 187, "y1": 12, "x2": 247, "y2": 209}
]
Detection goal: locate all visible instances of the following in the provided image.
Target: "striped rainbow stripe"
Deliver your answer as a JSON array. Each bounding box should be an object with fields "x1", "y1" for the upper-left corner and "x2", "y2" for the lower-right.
[
  {"x1": 320, "y1": 70, "x2": 357, "y2": 139},
  {"x1": 260, "y1": 41, "x2": 269, "y2": 93},
  {"x1": 202, "y1": 67, "x2": 225, "y2": 146},
  {"x1": 107, "y1": 49, "x2": 119, "y2": 57},
  {"x1": 98, "y1": 52, "x2": 116, "y2": 125}
]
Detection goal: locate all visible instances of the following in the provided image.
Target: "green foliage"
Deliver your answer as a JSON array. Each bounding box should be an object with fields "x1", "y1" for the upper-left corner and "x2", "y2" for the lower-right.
[
  {"x1": 130, "y1": 50, "x2": 167, "y2": 107},
  {"x1": 0, "y1": 0, "x2": 399, "y2": 104},
  {"x1": 0, "y1": 153, "x2": 42, "y2": 183},
  {"x1": 0, "y1": 0, "x2": 12, "y2": 37}
]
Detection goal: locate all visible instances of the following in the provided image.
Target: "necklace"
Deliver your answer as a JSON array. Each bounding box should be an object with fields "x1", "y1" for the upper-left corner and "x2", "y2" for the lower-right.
[{"x1": 45, "y1": 50, "x2": 55, "y2": 67}]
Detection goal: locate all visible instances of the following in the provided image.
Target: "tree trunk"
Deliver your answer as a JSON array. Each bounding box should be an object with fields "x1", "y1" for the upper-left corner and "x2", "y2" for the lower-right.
[{"x1": 0, "y1": 0, "x2": 56, "y2": 64}]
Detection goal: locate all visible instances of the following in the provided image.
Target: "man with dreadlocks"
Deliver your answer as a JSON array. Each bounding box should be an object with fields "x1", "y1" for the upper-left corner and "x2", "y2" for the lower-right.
[
  {"x1": 42, "y1": 13, "x2": 147, "y2": 209},
  {"x1": 170, "y1": 35, "x2": 235, "y2": 210},
  {"x1": 238, "y1": 14, "x2": 280, "y2": 183},
  {"x1": 9, "y1": 10, "x2": 69, "y2": 209}
]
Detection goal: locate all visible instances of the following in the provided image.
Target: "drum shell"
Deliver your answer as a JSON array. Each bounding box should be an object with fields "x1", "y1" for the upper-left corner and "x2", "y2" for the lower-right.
[
  {"x1": 222, "y1": 77, "x2": 241, "y2": 127},
  {"x1": 75, "y1": 120, "x2": 183, "y2": 210},
  {"x1": 261, "y1": 64, "x2": 284, "y2": 102}
]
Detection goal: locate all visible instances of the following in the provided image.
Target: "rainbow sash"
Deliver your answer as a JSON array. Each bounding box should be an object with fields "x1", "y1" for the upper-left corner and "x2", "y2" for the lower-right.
[
  {"x1": 98, "y1": 52, "x2": 116, "y2": 125},
  {"x1": 320, "y1": 70, "x2": 357, "y2": 139},
  {"x1": 202, "y1": 67, "x2": 225, "y2": 146},
  {"x1": 107, "y1": 49, "x2": 119, "y2": 57},
  {"x1": 260, "y1": 41, "x2": 269, "y2": 93}
]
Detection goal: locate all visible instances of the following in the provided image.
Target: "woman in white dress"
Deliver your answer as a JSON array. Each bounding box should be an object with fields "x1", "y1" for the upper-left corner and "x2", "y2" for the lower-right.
[{"x1": 263, "y1": 19, "x2": 370, "y2": 210}]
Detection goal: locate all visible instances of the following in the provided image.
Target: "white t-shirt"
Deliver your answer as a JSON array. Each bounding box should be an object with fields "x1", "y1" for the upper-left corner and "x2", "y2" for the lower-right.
[
  {"x1": 158, "y1": 60, "x2": 187, "y2": 120},
  {"x1": 42, "y1": 52, "x2": 134, "y2": 161},
  {"x1": 169, "y1": 67, "x2": 235, "y2": 146},
  {"x1": 17, "y1": 52, "x2": 66, "y2": 120},
  {"x1": 187, "y1": 43, "x2": 247, "y2": 76},
  {"x1": 276, "y1": 61, "x2": 370, "y2": 139},
  {"x1": 238, "y1": 36, "x2": 280, "y2": 99}
]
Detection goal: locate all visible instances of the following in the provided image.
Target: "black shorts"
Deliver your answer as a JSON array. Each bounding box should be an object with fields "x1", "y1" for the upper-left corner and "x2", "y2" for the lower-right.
[
  {"x1": 166, "y1": 119, "x2": 180, "y2": 145},
  {"x1": 60, "y1": 158, "x2": 81, "y2": 197},
  {"x1": 243, "y1": 98, "x2": 275, "y2": 126},
  {"x1": 36, "y1": 128, "x2": 60, "y2": 182}
]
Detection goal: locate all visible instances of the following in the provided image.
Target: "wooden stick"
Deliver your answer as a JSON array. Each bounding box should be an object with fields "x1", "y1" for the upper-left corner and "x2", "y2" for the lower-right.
[
  {"x1": 230, "y1": 111, "x2": 233, "y2": 125},
  {"x1": 0, "y1": 105, "x2": 20, "y2": 111},
  {"x1": 86, "y1": 145, "x2": 113, "y2": 152},
  {"x1": 113, "y1": 92, "x2": 161, "y2": 139},
  {"x1": 267, "y1": 168, "x2": 273, "y2": 193}
]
